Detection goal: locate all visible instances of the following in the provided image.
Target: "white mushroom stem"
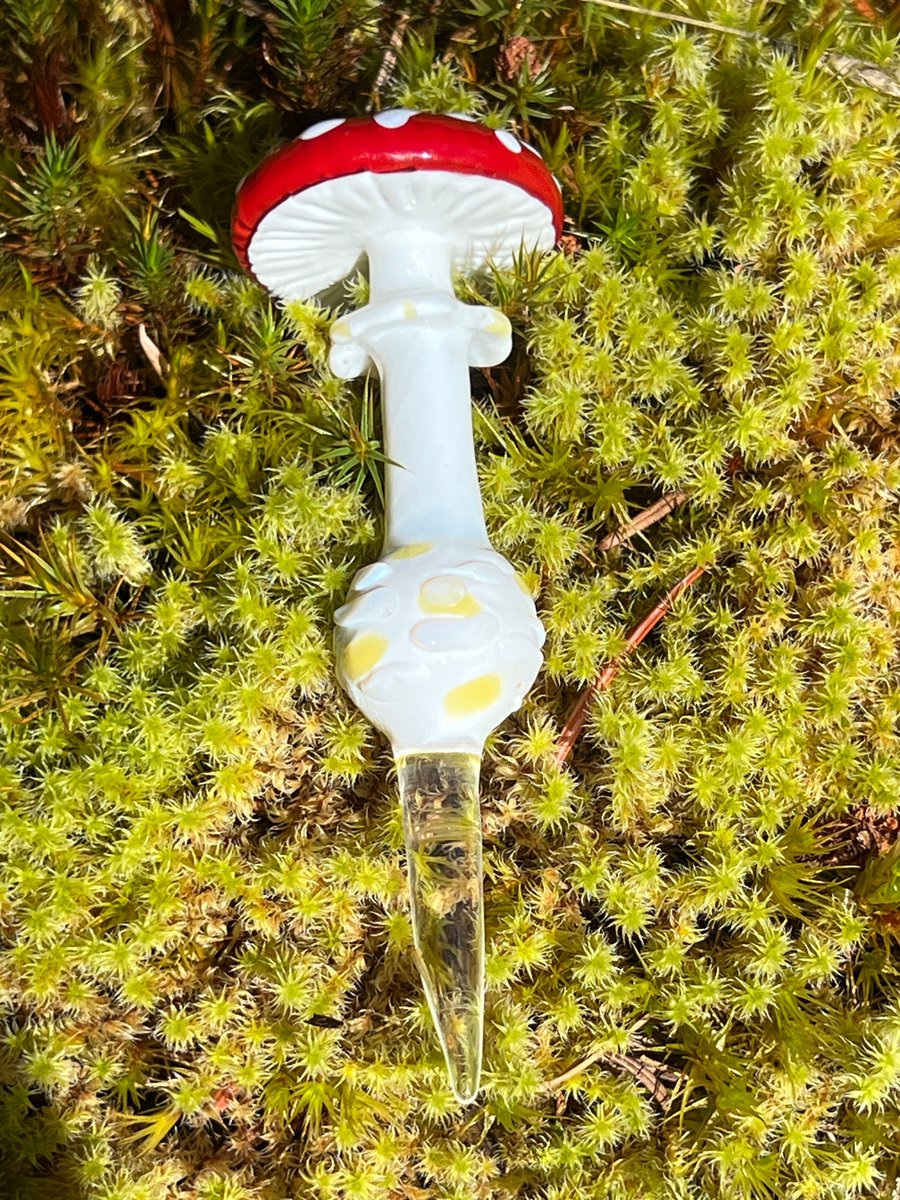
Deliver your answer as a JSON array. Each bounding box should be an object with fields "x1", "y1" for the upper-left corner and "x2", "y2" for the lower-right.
[
  {"x1": 366, "y1": 226, "x2": 453, "y2": 293},
  {"x1": 329, "y1": 227, "x2": 512, "y2": 554}
]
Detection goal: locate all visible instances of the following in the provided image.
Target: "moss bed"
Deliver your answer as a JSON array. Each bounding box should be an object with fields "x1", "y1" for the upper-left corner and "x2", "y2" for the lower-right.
[{"x1": 2, "y1": 2, "x2": 900, "y2": 1197}]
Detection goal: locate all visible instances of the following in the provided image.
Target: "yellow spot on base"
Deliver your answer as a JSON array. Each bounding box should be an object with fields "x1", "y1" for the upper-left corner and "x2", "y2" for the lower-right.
[
  {"x1": 389, "y1": 542, "x2": 431, "y2": 559},
  {"x1": 419, "y1": 588, "x2": 482, "y2": 617},
  {"x1": 401, "y1": 302, "x2": 418, "y2": 319},
  {"x1": 515, "y1": 571, "x2": 534, "y2": 597},
  {"x1": 484, "y1": 312, "x2": 511, "y2": 336},
  {"x1": 343, "y1": 632, "x2": 388, "y2": 680},
  {"x1": 444, "y1": 673, "x2": 502, "y2": 718},
  {"x1": 331, "y1": 319, "x2": 351, "y2": 338}
]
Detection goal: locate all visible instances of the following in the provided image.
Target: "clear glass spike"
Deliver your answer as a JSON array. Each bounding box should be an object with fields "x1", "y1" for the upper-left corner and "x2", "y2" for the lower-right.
[{"x1": 397, "y1": 751, "x2": 484, "y2": 1104}]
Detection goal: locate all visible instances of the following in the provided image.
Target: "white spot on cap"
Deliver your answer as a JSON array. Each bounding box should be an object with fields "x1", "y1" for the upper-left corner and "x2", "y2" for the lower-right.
[
  {"x1": 300, "y1": 117, "x2": 346, "y2": 140},
  {"x1": 374, "y1": 109, "x2": 418, "y2": 129},
  {"x1": 495, "y1": 130, "x2": 522, "y2": 154},
  {"x1": 445, "y1": 112, "x2": 478, "y2": 122}
]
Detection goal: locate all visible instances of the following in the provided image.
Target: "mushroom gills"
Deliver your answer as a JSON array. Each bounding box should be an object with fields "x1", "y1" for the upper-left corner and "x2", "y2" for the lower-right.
[{"x1": 397, "y1": 751, "x2": 484, "y2": 1104}]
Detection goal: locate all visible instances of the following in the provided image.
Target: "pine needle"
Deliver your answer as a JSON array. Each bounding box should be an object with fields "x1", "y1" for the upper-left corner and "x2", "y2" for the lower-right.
[
  {"x1": 598, "y1": 491, "x2": 688, "y2": 552},
  {"x1": 555, "y1": 564, "x2": 708, "y2": 768}
]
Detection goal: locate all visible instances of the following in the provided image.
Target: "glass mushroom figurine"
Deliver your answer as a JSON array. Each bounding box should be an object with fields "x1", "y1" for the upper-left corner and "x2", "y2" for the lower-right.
[{"x1": 232, "y1": 110, "x2": 563, "y2": 1102}]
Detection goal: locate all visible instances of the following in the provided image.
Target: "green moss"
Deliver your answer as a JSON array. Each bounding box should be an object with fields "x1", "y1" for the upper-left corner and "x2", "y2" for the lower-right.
[{"x1": 2, "y1": 0, "x2": 900, "y2": 1197}]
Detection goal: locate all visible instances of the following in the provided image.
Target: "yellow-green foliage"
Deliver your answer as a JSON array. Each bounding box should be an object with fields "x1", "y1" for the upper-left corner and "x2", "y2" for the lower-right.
[{"x1": 2, "y1": 2, "x2": 900, "y2": 1198}]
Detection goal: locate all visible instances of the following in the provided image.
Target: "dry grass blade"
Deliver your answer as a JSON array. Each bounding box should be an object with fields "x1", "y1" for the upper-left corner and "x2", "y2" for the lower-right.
[
  {"x1": 581, "y1": 0, "x2": 756, "y2": 37},
  {"x1": 543, "y1": 1046, "x2": 607, "y2": 1091},
  {"x1": 138, "y1": 323, "x2": 168, "y2": 379}
]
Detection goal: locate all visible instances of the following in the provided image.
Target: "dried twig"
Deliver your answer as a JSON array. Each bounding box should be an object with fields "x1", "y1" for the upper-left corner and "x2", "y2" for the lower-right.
[
  {"x1": 554, "y1": 564, "x2": 708, "y2": 768},
  {"x1": 28, "y1": 51, "x2": 70, "y2": 135},
  {"x1": 544, "y1": 1047, "x2": 678, "y2": 1108},
  {"x1": 606, "y1": 1051, "x2": 678, "y2": 1108},
  {"x1": 598, "y1": 490, "x2": 687, "y2": 552},
  {"x1": 368, "y1": 12, "x2": 410, "y2": 109}
]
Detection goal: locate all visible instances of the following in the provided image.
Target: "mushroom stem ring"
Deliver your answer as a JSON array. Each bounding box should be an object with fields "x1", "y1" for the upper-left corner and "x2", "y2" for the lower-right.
[{"x1": 233, "y1": 109, "x2": 562, "y2": 1103}]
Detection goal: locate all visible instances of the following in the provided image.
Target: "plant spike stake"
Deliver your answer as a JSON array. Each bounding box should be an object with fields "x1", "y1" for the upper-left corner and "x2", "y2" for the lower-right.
[{"x1": 233, "y1": 109, "x2": 563, "y2": 1103}]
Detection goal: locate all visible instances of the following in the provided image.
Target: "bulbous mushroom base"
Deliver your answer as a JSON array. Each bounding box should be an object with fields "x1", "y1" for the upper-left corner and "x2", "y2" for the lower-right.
[{"x1": 334, "y1": 539, "x2": 545, "y2": 756}]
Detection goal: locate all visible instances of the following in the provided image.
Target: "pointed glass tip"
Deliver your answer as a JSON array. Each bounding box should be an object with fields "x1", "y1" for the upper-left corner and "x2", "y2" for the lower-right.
[{"x1": 397, "y1": 751, "x2": 485, "y2": 1105}]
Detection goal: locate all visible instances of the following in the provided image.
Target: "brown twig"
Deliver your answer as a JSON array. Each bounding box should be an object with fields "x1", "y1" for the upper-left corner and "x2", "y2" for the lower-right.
[
  {"x1": 544, "y1": 1046, "x2": 678, "y2": 1109},
  {"x1": 145, "y1": 0, "x2": 180, "y2": 113},
  {"x1": 28, "y1": 50, "x2": 70, "y2": 135},
  {"x1": 598, "y1": 490, "x2": 687, "y2": 552},
  {"x1": 368, "y1": 12, "x2": 410, "y2": 109},
  {"x1": 606, "y1": 1051, "x2": 679, "y2": 1108},
  {"x1": 554, "y1": 564, "x2": 708, "y2": 768}
]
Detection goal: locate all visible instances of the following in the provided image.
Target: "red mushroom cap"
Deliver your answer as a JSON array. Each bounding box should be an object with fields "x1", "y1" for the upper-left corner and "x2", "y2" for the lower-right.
[{"x1": 232, "y1": 110, "x2": 563, "y2": 293}]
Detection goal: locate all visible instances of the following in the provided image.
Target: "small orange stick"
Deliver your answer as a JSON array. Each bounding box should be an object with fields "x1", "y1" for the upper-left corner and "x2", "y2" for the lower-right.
[
  {"x1": 597, "y1": 490, "x2": 688, "y2": 552},
  {"x1": 554, "y1": 564, "x2": 708, "y2": 768}
]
